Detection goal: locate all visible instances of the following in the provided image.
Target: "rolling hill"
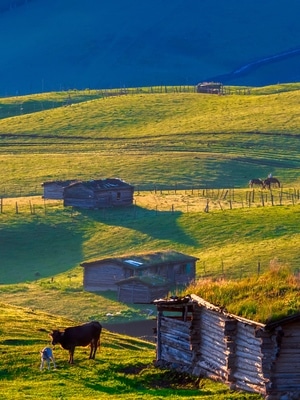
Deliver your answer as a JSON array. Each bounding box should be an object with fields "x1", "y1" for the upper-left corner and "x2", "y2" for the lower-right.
[{"x1": 1, "y1": 0, "x2": 300, "y2": 95}]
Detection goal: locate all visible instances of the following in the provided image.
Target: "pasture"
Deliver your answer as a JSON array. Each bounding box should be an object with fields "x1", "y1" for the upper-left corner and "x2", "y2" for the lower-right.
[
  {"x1": 0, "y1": 189, "x2": 299, "y2": 324},
  {"x1": 1, "y1": 85, "x2": 300, "y2": 196},
  {"x1": 0, "y1": 303, "x2": 263, "y2": 400},
  {"x1": 0, "y1": 84, "x2": 300, "y2": 398}
]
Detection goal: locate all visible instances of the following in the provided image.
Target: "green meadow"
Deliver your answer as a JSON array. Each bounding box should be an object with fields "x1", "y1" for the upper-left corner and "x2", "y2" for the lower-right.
[
  {"x1": 1, "y1": 84, "x2": 300, "y2": 195},
  {"x1": 1, "y1": 84, "x2": 300, "y2": 399}
]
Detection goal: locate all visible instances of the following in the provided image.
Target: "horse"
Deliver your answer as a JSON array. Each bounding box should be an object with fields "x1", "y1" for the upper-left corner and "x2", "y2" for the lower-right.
[
  {"x1": 249, "y1": 178, "x2": 263, "y2": 188},
  {"x1": 263, "y1": 177, "x2": 280, "y2": 189}
]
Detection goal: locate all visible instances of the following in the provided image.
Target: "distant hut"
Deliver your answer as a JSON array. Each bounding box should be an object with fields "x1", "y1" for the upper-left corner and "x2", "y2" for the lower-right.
[
  {"x1": 41, "y1": 180, "x2": 77, "y2": 199},
  {"x1": 154, "y1": 294, "x2": 300, "y2": 400},
  {"x1": 63, "y1": 178, "x2": 134, "y2": 208},
  {"x1": 80, "y1": 250, "x2": 198, "y2": 295},
  {"x1": 196, "y1": 81, "x2": 223, "y2": 94}
]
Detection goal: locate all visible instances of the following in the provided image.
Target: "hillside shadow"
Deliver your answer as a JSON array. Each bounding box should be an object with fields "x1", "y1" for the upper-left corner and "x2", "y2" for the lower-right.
[
  {"x1": 78, "y1": 205, "x2": 197, "y2": 247},
  {"x1": 0, "y1": 220, "x2": 84, "y2": 284}
]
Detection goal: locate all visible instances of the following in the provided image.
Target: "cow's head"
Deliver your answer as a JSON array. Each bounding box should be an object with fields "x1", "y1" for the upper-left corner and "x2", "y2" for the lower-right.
[{"x1": 50, "y1": 329, "x2": 63, "y2": 346}]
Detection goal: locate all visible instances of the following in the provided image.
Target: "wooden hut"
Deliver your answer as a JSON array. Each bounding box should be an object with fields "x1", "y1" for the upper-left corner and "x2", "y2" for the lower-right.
[
  {"x1": 80, "y1": 250, "x2": 198, "y2": 293},
  {"x1": 116, "y1": 275, "x2": 169, "y2": 303},
  {"x1": 196, "y1": 81, "x2": 223, "y2": 94},
  {"x1": 154, "y1": 294, "x2": 300, "y2": 399},
  {"x1": 63, "y1": 178, "x2": 134, "y2": 208},
  {"x1": 41, "y1": 180, "x2": 77, "y2": 199}
]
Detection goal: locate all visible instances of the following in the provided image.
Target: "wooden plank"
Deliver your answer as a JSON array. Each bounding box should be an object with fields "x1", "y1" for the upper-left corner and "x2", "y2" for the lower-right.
[
  {"x1": 233, "y1": 380, "x2": 266, "y2": 395},
  {"x1": 161, "y1": 335, "x2": 191, "y2": 352},
  {"x1": 233, "y1": 369, "x2": 266, "y2": 386},
  {"x1": 235, "y1": 349, "x2": 262, "y2": 363},
  {"x1": 161, "y1": 347, "x2": 192, "y2": 364},
  {"x1": 161, "y1": 316, "x2": 191, "y2": 329}
]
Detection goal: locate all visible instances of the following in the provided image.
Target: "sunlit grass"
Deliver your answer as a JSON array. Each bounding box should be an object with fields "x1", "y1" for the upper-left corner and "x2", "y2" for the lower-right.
[
  {"x1": 0, "y1": 303, "x2": 262, "y2": 399},
  {"x1": 185, "y1": 263, "x2": 300, "y2": 323},
  {"x1": 1, "y1": 84, "x2": 300, "y2": 195}
]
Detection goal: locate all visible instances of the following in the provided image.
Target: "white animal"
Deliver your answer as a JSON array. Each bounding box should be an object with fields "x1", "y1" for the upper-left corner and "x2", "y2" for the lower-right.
[{"x1": 40, "y1": 347, "x2": 56, "y2": 370}]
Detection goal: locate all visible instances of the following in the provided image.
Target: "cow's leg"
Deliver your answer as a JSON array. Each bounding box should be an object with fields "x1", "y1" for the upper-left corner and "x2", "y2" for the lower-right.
[
  {"x1": 69, "y1": 347, "x2": 75, "y2": 364},
  {"x1": 89, "y1": 341, "x2": 95, "y2": 359}
]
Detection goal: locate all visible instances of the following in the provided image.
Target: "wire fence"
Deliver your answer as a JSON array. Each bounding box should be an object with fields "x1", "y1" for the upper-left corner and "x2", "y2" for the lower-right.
[{"x1": 1, "y1": 185, "x2": 300, "y2": 212}]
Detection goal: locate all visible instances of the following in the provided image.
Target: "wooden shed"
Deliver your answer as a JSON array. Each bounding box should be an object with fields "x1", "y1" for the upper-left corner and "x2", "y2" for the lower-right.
[
  {"x1": 116, "y1": 275, "x2": 169, "y2": 303},
  {"x1": 154, "y1": 294, "x2": 300, "y2": 399},
  {"x1": 41, "y1": 180, "x2": 77, "y2": 199},
  {"x1": 80, "y1": 250, "x2": 198, "y2": 293},
  {"x1": 196, "y1": 81, "x2": 223, "y2": 94},
  {"x1": 63, "y1": 178, "x2": 134, "y2": 208}
]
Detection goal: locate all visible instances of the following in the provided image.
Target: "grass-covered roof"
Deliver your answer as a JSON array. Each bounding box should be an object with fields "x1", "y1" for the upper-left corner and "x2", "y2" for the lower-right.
[{"x1": 184, "y1": 264, "x2": 300, "y2": 324}]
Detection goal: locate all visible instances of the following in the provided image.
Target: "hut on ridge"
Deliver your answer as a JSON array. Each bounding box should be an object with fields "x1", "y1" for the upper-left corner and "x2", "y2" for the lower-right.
[{"x1": 196, "y1": 81, "x2": 223, "y2": 94}]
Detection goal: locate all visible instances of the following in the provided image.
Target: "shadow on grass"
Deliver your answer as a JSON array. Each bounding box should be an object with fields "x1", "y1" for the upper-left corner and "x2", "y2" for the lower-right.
[
  {"x1": 78, "y1": 205, "x2": 198, "y2": 247},
  {"x1": 0, "y1": 220, "x2": 84, "y2": 284}
]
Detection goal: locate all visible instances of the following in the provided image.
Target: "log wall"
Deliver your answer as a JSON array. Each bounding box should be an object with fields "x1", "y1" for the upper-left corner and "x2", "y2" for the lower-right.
[
  {"x1": 265, "y1": 322, "x2": 300, "y2": 400},
  {"x1": 118, "y1": 282, "x2": 167, "y2": 303},
  {"x1": 84, "y1": 263, "x2": 125, "y2": 291},
  {"x1": 155, "y1": 297, "x2": 300, "y2": 400}
]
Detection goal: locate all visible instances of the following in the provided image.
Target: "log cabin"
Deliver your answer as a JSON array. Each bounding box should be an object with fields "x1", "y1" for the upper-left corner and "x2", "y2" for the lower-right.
[
  {"x1": 80, "y1": 250, "x2": 198, "y2": 294},
  {"x1": 63, "y1": 178, "x2": 134, "y2": 208},
  {"x1": 41, "y1": 180, "x2": 77, "y2": 199},
  {"x1": 154, "y1": 294, "x2": 300, "y2": 400},
  {"x1": 196, "y1": 81, "x2": 223, "y2": 94}
]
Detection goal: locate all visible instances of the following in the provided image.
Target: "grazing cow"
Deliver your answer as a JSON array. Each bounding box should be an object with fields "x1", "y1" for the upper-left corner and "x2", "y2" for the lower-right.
[
  {"x1": 50, "y1": 321, "x2": 102, "y2": 364},
  {"x1": 40, "y1": 347, "x2": 56, "y2": 370}
]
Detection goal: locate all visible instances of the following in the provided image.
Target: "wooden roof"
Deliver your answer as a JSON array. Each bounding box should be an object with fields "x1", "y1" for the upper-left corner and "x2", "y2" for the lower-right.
[
  {"x1": 66, "y1": 178, "x2": 133, "y2": 191},
  {"x1": 41, "y1": 179, "x2": 77, "y2": 187},
  {"x1": 81, "y1": 250, "x2": 199, "y2": 270},
  {"x1": 153, "y1": 294, "x2": 300, "y2": 331}
]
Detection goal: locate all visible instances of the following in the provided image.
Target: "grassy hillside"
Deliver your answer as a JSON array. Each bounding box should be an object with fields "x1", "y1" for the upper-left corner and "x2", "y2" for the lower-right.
[
  {"x1": 1, "y1": 85, "x2": 300, "y2": 196},
  {"x1": 3, "y1": 303, "x2": 263, "y2": 400},
  {"x1": 0, "y1": 191, "x2": 299, "y2": 325},
  {"x1": 0, "y1": 84, "x2": 299, "y2": 398}
]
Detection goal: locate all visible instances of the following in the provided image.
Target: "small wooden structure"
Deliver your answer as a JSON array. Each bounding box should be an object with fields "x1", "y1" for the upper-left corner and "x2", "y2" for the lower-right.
[
  {"x1": 80, "y1": 250, "x2": 198, "y2": 295},
  {"x1": 154, "y1": 294, "x2": 300, "y2": 399},
  {"x1": 116, "y1": 275, "x2": 169, "y2": 303},
  {"x1": 41, "y1": 180, "x2": 77, "y2": 199},
  {"x1": 196, "y1": 81, "x2": 223, "y2": 94},
  {"x1": 63, "y1": 178, "x2": 134, "y2": 208}
]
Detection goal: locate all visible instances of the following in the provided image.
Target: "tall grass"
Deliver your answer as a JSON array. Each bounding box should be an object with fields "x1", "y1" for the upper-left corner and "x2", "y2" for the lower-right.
[{"x1": 185, "y1": 263, "x2": 300, "y2": 323}]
